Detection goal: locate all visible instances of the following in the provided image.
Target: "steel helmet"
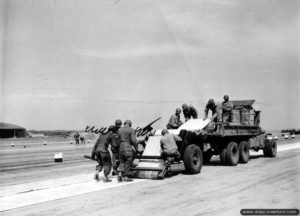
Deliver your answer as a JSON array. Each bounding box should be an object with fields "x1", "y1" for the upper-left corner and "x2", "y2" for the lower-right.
[
  {"x1": 108, "y1": 125, "x2": 116, "y2": 133},
  {"x1": 115, "y1": 119, "x2": 122, "y2": 127},
  {"x1": 124, "y1": 120, "x2": 132, "y2": 127},
  {"x1": 208, "y1": 99, "x2": 214, "y2": 105},
  {"x1": 161, "y1": 129, "x2": 169, "y2": 136},
  {"x1": 182, "y1": 104, "x2": 188, "y2": 109}
]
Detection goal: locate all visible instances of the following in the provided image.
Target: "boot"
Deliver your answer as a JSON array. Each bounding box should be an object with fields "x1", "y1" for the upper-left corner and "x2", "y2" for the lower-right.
[
  {"x1": 112, "y1": 169, "x2": 118, "y2": 176},
  {"x1": 103, "y1": 176, "x2": 112, "y2": 183},
  {"x1": 117, "y1": 172, "x2": 123, "y2": 182},
  {"x1": 122, "y1": 176, "x2": 133, "y2": 182},
  {"x1": 94, "y1": 171, "x2": 100, "y2": 181}
]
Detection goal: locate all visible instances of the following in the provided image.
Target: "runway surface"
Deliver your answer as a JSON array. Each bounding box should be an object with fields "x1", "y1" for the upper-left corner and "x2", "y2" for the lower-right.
[{"x1": 0, "y1": 136, "x2": 299, "y2": 215}]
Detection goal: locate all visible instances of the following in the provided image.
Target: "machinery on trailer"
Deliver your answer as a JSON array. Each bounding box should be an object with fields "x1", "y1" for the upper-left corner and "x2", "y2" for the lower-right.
[{"x1": 132, "y1": 100, "x2": 277, "y2": 179}]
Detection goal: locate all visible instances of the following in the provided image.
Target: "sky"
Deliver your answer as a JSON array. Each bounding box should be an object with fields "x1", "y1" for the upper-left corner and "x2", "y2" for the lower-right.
[{"x1": 0, "y1": 0, "x2": 299, "y2": 130}]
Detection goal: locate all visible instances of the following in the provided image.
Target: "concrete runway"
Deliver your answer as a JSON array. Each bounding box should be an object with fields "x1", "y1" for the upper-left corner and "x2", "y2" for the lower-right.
[{"x1": 0, "y1": 136, "x2": 299, "y2": 215}]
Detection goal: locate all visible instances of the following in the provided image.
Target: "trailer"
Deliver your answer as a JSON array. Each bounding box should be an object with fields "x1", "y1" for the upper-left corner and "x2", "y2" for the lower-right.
[{"x1": 132, "y1": 100, "x2": 277, "y2": 179}]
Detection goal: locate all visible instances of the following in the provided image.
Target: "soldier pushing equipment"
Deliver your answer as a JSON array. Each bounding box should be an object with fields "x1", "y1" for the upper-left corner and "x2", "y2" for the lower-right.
[
  {"x1": 160, "y1": 129, "x2": 182, "y2": 163},
  {"x1": 111, "y1": 119, "x2": 122, "y2": 175},
  {"x1": 91, "y1": 125, "x2": 115, "y2": 182},
  {"x1": 117, "y1": 120, "x2": 138, "y2": 182}
]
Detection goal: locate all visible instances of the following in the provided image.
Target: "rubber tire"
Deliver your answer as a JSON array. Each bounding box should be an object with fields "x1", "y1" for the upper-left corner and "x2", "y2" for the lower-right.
[
  {"x1": 225, "y1": 141, "x2": 239, "y2": 166},
  {"x1": 239, "y1": 141, "x2": 250, "y2": 163},
  {"x1": 183, "y1": 144, "x2": 203, "y2": 174},
  {"x1": 263, "y1": 139, "x2": 277, "y2": 157},
  {"x1": 203, "y1": 150, "x2": 213, "y2": 164},
  {"x1": 220, "y1": 148, "x2": 226, "y2": 164}
]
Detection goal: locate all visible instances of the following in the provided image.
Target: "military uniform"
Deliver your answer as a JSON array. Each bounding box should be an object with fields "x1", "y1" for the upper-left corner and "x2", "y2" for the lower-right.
[
  {"x1": 160, "y1": 132, "x2": 182, "y2": 162},
  {"x1": 167, "y1": 114, "x2": 182, "y2": 129},
  {"x1": 112, "y1": 119, "x2": 122, "y2": 174},
  {"x1": 108, "y1": 132, "x2": 120, "y2": 175},
  {"x1": 182, "y1": 105, "x2": 198, "y2": 121},
  {"x1": 222, "y1": 101, "x2": 233, "y2": 123},
  {"x1": 80, "y1": 136, "x2": 85, "y2": 145},
  {"x1": 117, "y1": 125, "x2": 137, "y2": 176},
  {"x1": 204, "y1": 100, "x2": 222, "y2": 123},
  {"x1": 91, "y1": 133, "x2": 112, "y2": 178},
  {"x1": 74, "y1": 133, "x2": 80, "y2": 146}
]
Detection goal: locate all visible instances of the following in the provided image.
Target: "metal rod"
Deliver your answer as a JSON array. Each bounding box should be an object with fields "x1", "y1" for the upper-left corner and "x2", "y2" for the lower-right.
[
  {"x1": 131, "y1": 167, "x2": 164, "y2": 171},
  {"x1": 134, "y1": 155, "x2": 162, "y2": 159}
]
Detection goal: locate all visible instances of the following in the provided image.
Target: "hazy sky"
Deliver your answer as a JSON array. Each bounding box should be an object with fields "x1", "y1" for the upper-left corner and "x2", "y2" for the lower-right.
[{"x1": 0, "y1": 0, "x2": 299, "y2": 130}]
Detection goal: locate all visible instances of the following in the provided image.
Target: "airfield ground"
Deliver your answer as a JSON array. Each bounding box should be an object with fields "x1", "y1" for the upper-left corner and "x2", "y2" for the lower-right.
[{"x1": 0, "y1": 135, "x2": 299, "y2": 216}]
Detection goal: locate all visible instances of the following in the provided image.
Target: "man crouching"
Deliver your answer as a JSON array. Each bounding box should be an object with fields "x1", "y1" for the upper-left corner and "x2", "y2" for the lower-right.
[
  {"x1": 91, "y1": 125, "x2": 116, "y2": 183},
  {"x1": 160, "y1": 129, "x2": 182, "y2": 165}
]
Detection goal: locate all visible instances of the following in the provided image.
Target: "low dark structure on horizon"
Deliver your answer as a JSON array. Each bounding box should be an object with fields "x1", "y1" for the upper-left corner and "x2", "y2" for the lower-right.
[
  {"x1": 0, "y1": 122, "x2": 27, "y2": 138},
  {"x1": 281, "y1": 129, "x2": 300, "y2": 135}
]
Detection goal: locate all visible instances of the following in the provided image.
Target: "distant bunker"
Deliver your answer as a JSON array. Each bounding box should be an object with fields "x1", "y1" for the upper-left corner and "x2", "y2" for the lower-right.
[{"x1": 0, "y1": 122, "x2": 27, "y2": 138}]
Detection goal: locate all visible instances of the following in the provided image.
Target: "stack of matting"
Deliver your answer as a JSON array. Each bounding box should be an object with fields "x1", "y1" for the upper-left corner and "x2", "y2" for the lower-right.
[{"x1": 134, "y1": 135, "x2": 164, "y2": 179}]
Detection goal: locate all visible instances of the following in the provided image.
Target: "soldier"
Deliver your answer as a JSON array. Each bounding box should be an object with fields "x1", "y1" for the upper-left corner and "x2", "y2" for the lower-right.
[
  {"x1": 222, "y1": 95, "x2": 233, "y2": 124},
  {"x1": 110, "y1": 119, "x2": 122, "y2": 175},
  {"x1": 160, "y1": 129, "x2": 182, "y2": 164},
  {"x1": 91, "y1": 125, "x2": 114, "y2": 182},
  {"x1": 74, "y1": 132, "x2": 80, "y2": 146},
  {"x1": 204, "y1": 99, "x2": 222, "y2": 123},
  {"x1": 182, "y1": 104, "x2": 198, "y2": 121},
  {"x1": 115, "y1": 119, "x2": 122, "y2": 130},
  {"x1": 167, "y1": 108, "x2": 183, "y2": 129},
  {"x1": 117, "y1": 119, "x2": 138, "y2": 182},
  {"x1": 80, "y1": 136, "x2": 85, "y2": 147}
]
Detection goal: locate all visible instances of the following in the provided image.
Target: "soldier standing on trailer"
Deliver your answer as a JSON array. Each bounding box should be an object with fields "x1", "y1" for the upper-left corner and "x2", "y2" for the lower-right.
[
  {"x1": 204, "y1": 99, "x2": 222, "y2": 132},
  {"x1": 222, "y1": 95, "x2": 233, "y2": 124},
  {"x1": 167, "y1": 108, "x2": 183, "y2": 129},
  {"x1": 182, "y1": 104, "x2": 198, "y2": 122}
]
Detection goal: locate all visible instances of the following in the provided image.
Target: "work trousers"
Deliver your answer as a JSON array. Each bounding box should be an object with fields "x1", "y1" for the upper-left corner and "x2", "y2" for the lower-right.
[
  {"x1": 96, "y1": 151, "x2": 112, "y2": 177},
  {"x1": 118, "y1": 149, "x2": 134, "y2": 176},
  {"x1": 111, "y1": 150, "x2": 119, "y2": 172},
  {"x1": 161, "y1": 150, "x2": 181, "y2": 163}
]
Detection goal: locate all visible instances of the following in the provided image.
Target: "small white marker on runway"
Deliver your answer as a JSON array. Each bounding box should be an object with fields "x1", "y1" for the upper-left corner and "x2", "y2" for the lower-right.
[{"x1": 54, "y1": 152, "x2": 63, "y2": 162}]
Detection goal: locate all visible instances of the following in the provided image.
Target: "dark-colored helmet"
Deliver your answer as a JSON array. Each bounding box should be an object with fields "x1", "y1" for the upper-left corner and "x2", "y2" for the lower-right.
[
  {"x1": 108, "y1": 125, "x2": 116, "y2": 133},
  {"x1": 115, "y1": 119, "x2": 122, "y2": 127},
  {"x1": 124, "y1": 120, "x2": 132, "y2": 127},
  {"x1": 208, "y1": 99, "x2": 215, "y2": 106},
  {"x1": 224, "y1": 95, "x2": 229, "y2": 101},
  {"x1": 161, "y1": 129, "x2": 169, "y2": 136},
  {"x1": 182, "y1": 104, "x2": 188, "y2": 109}
]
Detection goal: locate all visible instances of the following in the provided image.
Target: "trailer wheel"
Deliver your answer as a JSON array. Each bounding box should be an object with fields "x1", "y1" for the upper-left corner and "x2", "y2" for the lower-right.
[
  {"x1": 203, "y1": 150, "x2": 213, "y2": 164},
  {"x1": 239, "y1": 141, "x2": 249, "y2": 163},
  {"x1": 225, "y1": 141, "x2": 239, "y2": 166},
  {"x1": 220, "y1": 148, "x2": 226, "y2": 164},
  {"x1": 183, "y1": 144, "x2": 203, "y2": 174},
  {"x1": 263, "y1": 139, "x2": 277, "y2": 157}
]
